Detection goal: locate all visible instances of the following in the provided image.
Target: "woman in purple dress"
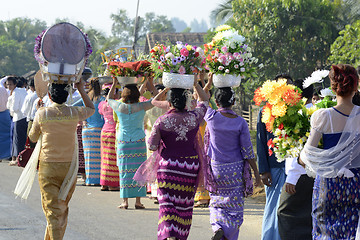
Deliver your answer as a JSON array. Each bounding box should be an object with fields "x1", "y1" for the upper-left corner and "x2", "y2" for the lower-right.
[
  {"x1": 205, "y1": 87, "x2": 261, "y2": 240},
  {"x1": 140, "y1": 82, "x2": 210, "y2": 240}
]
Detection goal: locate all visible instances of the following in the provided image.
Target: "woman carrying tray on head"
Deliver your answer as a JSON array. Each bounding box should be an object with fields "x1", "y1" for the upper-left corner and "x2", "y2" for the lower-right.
[
  {"x1": 204, "y1": 74, "x2": 261, "y2": 240},
  {"x1": 98, "y1": 83, "x2": 121, "y2": 191},
  {"x1": 134, "y1": 77, "x2": 213, "y2": 240},
  {"x1": 107, "y1": 77, "x2": 158, "y2": 209},
  {"x1": 27, "y1": 79, "x2": 94, "y2": 239}
]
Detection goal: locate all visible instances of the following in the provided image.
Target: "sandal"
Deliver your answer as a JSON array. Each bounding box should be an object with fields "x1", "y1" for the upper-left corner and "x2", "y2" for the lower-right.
[
  {"x1": 135, "y1": 204, "x2": 145, "y2": 209},
  {"x1": 117, "y1": 204, "x2": 128, "y2": 210},
  {"x1": 9, "y1": 160, "x2": 17, "y2": 166},
  {"x1": 100, "y1": 186, "x2": 109, "y2": 191}
]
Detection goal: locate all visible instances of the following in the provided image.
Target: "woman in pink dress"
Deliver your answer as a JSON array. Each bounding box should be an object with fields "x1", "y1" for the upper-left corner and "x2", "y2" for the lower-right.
[{"x1": 98, "y1": 83, "x2": 121, "y2": 191}]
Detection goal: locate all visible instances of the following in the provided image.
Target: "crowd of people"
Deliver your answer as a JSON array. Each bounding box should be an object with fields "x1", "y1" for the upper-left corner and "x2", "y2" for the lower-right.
[{"x1": 2, "y1": 64, "x2": 360, "y2": 240}]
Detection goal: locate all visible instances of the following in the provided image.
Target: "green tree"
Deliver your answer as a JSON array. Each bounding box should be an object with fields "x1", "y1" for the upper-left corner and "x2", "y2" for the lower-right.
[
  {"x1": 210, "y1": 0, "x2": 234, "y2": 25},
  {"x1": 328, "y1": 20, "x2": 360, "y2": 67},
  {"x1": 0, "y1": 18, "x2": 47, "y2": 76},
  {"x1": 110, "y1": 9, "x2": 175, "y2": 46},
  {"x1": 232, "y1": 0, "x2": 343, "y2": 81}
]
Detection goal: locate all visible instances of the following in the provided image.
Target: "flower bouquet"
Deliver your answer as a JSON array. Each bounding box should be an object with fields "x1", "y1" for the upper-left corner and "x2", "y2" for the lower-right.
[
  {"x1": 108, "y1": 60, "x2": 152, "y2": 86},
  {"x1": 204, "y1": 25, "x2": 261, "y2": 88},
  {"x1": 149, "y1": 42, "x2": 205, "y2": 89},
  {"x1": 254, "y1": 79, "x2": 316, "y2": 162}
]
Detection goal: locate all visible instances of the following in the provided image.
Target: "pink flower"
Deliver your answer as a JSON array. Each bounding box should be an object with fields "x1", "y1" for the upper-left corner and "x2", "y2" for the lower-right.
[
  {"x1": 233, "y1": 52, "x2": 241, "y2": 59},
  {"x1": 226, "y1": 52, "x2": 234, "y2": 61},
  {"x1": 221, "y1": 46, "x2": 228, "y2": 53},
  {"x1": 179, "y1": 65, "x2": 186, "y2": 74},
  {"x1": 180, "y1": 48, "x2": 189, "y2": 57},
  {"x1": 234, "y1": 64, "x2": 239, "y2": 69},
  {"x1": 225, "y1": 69, "x2": 230, "y2": 73},
  {"x1": 219, "y1": 55, "x2": 227, "y2": 64}
]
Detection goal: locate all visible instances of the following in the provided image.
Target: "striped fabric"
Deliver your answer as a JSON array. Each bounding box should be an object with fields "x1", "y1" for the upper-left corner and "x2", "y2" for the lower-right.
[
  {"x1": 117, "y1": 138, "x2": 147, "y2": 198},
  {"x1": 82, "y1": 127, "x2": 102, "y2": 185},
  {"x1": 157, "y1": 156, "x2": 199, "y2": 240},
  {"x1": 77, "y1": 124, "x2": 85, "y2": 173},
  {"x1": 100, "y1": 131, "x2": 119, "y2": 187}
]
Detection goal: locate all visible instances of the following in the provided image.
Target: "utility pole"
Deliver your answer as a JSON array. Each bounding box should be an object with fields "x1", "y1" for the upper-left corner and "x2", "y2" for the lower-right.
[{"x1": 132, "y1": 0, "x2": 140, "y2": 59}]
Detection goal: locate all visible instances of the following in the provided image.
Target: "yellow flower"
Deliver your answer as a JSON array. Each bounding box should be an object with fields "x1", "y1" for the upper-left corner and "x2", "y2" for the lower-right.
[
  {"x1": 186, "y1": 45, "x2": 192, "y2": 51},
  {"x1": 271, "y1": 101, "x2": 287, "y2": 117},
  {"x1": 213, "y1": 31, "x2": 226, "y2": 42},
  {"x1": 153, "y1": 46, "x2": 159, "y2": 51},
  {"x1": 306, "y1": 132, "x2": 310, "y2": 137},
  {"x1": 299, "y1": 139, "x2": 303, "y2": 144},
  {"x1": 306, "y1": 106, "x2": 318, "y2": 116},
  {"x1": 262, "y1": 106, "x2": 272, "y2": 123},
  {"x1": 294, "y1": 129, "x2": 300, "y2": 134},
  {"x1": 273, "y1": 138, "x2": 279, "y2": 143},
  {"x1": 215, "y1": 24, "x2": 232, "y2": 32}
]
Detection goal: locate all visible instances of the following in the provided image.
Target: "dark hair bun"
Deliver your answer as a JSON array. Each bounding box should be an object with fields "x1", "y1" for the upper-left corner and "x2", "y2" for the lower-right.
[
  {"x1": 330, "y1": 64, "x2": 359, "y2": 97},
  {"x1": 167, "y1": 88, "x2": 187, "y2": 110},
  {"x1": 215, "y1": 87, "x2": 234, "y2": 108},
  {"x1": 49, "y1": 83, "x2": 69, "y2": 104}
]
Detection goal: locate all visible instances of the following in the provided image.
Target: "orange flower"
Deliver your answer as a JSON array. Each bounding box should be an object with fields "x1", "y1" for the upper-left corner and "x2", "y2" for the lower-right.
[
  {"x1": 282, "y1": 89, "x2": 302, "y2": 106},
  {"x1": 253, "y1": 87, "x2": 265, "y2": 106},
  {"x1": 266, "y1": 116, "x2": 275, "y2": 132}
]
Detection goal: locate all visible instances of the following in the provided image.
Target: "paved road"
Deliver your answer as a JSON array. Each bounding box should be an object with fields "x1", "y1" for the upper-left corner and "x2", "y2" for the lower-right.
[{"x1": 0, "y1": 161, "x2": 264, "y2": 240}]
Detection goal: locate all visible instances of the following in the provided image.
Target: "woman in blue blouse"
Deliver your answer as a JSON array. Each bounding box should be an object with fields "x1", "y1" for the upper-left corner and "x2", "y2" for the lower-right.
[
  {"x1": 107, "y1": 78, "x2": 157, "y2": 209},
  {"x1": 74, "y1": 78, "x2": 104, "y2": 185}
]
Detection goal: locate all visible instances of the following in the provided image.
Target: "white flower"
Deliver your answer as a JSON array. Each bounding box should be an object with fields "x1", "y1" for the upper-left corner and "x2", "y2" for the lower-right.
[
  {"x1": 196, "y1": 47, "x2": 204, "y2": 57},
  {"x1": 239, "y1": 62, "x2": 244, "y2": 66},
  {"x1": 247, "y1": 46, "x2": 252, "y2": 52},
  {"x1": 311, "y1": 69, "x2": 329, "y2": 80},
  {"x1": 176, "y1": 44, "x2": 183, "y2": 50},
  {"x1": 225, "y1": 69, "x2": 230, "y2": 73},
  {"x1": 258, "y1": 63, "x2": 264, "y2": 69},
  {"x1": 240, "y1": 67, "x2": 245, "y2": 72},
  {"x1": 303, "y1": 69, "x2": 329, "y2": 88},
  {"x1": 218, "y1": 66, "x2": 224, "y2": 70},
  {"x1": 234, "y1": 64, "x2": 239, "y2": 69},
  {"x1": 303, "y1": 76, "x2": 319, "y2": 89},
  {"x1": 274, "y1": 129, "x2": 282, "y2": 136},
  {"x1": 165, "y1": 53, "x2": 174, "y2": 60},
  {"x1": 214, "y1": 51, "x2": 220, "y2": 58},
  {"x1": 320, "y1": 88, "x2": 336, "y2": 98}
]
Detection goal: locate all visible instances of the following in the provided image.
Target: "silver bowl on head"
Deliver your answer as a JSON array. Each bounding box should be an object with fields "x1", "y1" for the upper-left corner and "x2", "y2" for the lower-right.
[
  {"x1": 162, "y1": 72, "x2": 194, "y2": 89},
  {"x1": 213, "y1": 74, "x2": 242, "y2": 88},
  {"x1": 116, "y1": 76, "x2": 144, "y2": 86}
]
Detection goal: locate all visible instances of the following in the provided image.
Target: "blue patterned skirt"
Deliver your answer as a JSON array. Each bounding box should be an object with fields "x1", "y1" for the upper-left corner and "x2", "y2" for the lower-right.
[
  {"x1": 117, "y1": 138, "x2": 147, "y2": 198},
  {"x1": 82, "y1": 127, "x2": 102, "y2": 185},
  {"x1": 313, "y1": 168, "x2": 360, "y2": 239}
]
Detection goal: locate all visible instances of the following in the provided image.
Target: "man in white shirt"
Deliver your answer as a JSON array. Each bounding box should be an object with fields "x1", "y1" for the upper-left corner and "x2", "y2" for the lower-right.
[
  {"x1": 277, "y1": 79, "x2": 314, "y2": 240},
  {"x1": 22, "y1": 78, "x2": 38, "y2": 148},
  {"x1": 6, "y1": 76, "x2": 28, "y2": 165}
]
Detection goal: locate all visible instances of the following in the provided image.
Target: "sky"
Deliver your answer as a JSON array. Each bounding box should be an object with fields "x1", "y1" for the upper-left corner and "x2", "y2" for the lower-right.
[{"x1": 1, "y1": 0, "x2": 222, "y2": 36}]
